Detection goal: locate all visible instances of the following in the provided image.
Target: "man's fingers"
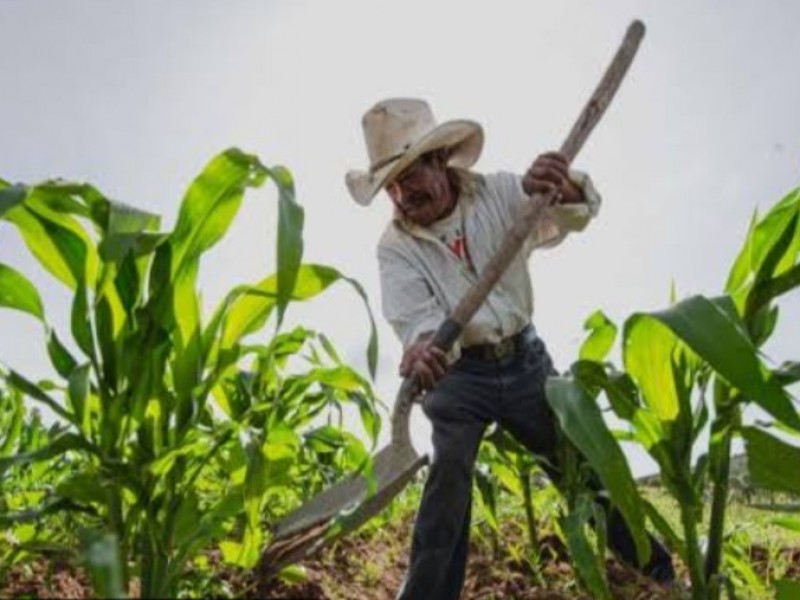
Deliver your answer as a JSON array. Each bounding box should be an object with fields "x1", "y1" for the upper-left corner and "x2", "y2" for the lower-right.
[
  {"x1": 415, "y1": 360, "x2": 435, "y2": 390},
  {"x1": 399, "y1": 338, "x2": 450, "y2": 389},
  {"x1": 425, "y1": 350, "x2": 447, "y2": 381},
  {"x1": 527, "y1": 157, "x2": 568, "y2": 182},
  {"x1": 527, "y1": 179, "x2": 561, "y2": 198},
  {"x1": 399, "y1": 355, "x2": 413, "y2": 377},
  {"x1": 529, "y1": 166, "x2": 566, "y2": 187},
  {"x1": 537, "y1": 151, "x2": 569, "y2": 167}
]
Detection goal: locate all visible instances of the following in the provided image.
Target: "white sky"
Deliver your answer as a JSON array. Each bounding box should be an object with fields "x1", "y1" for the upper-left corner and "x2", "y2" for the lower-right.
[{"x1": 1, "y1": 0, "x2": 799, "y2": 476}]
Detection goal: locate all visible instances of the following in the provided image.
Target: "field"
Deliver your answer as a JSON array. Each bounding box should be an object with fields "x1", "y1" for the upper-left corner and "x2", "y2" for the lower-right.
[
  {"x1": 2, "y1": 480, "x2": 798, "y2": 599},
  {"x1": 1, "y1": 152, "x2": 799, "y2": 599}
]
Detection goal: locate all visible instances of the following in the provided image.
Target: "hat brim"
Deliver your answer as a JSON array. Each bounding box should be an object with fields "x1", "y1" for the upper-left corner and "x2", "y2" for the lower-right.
[{"x1": 346, "y1": 119, "x2": 484, "y2": 206}]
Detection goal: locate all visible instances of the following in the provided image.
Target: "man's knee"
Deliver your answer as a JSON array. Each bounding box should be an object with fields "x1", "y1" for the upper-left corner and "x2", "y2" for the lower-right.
[{"x1": 429, "y1": 442, "x2": 476, "y2": 482}]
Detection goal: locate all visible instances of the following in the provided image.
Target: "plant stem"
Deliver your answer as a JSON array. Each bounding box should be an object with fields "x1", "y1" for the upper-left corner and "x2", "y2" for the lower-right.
[
  {"x1": 520, "y1": 466, "x2": 544, "y2": 584},
  {"x1": 705, "y1": 384, "x2": 738, "y2": 600},
  {"x1": 106, "y1": 483, "x2": 129, "y2": 588},
  {"x1": 521, "y1": 467, "x2": 540, "y2": 550},
  {"x1": 678, "y1": 487, "x2": 708, "y2": 600}
]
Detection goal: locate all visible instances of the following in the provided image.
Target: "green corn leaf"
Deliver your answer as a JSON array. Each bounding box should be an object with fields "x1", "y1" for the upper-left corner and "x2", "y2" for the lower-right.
[
  {"x1": 112, "y1": 252, "x2": 141, "y2": 314},
  {"x1": 0, "y1": 396, "x2": 24, "y2": 457},
  {"x1": 205, "y1": 264, "x2": 379, "y2": 379},
  {"x1": 304, "y1": 425, "x2": 349, "y2": 454},
  {"x1": 560, "y1": 495, "x2": 613, "y2": 600},
  {"x1": 71, "y1": 283, "x2": 96, "y2": 360},
  {"x1": 546, "y1": 375, "x2": 651, "y2": 565},
  {"x1": 724, "y1": 545, "x2": 768, "y2": 597},
  {"x1": 67, "y1": 364, "x2": 91, "y2": 435},
  {"x1": 170, "y1": 148, "x2": 268, "y2": 280},
  {"x1": 167, "y1": 149, "x2": 270, "y2": 404},
  {"x1": 347, "y1": 391, "x2": 382, "y2": 446},
  {"x1": 318, "y1": 332, "x2": 342, "y2": 363},
  {"x1": 147, "y1": 434, "x2": 209, "y2": 477},
  {"x1": 0, "y1": 497, "x2": 98, "y2": 527},
  {"x1": 629, "y1": 295, "x2": 800, "y2": 431},
  {"x1": 726, "y1": 186, "x2": 800, "y2": 309},
  {"x1": 771, "y1": 516, "x2": 800, "y2": 532},
  {"x1": 16, "y1": 181, "x2": 159, "y2": 255},
  {"x1": 271, "y1": 165, "x2": 304, "y2": 328},
  {"x1": 642, "y1": 499, "x2": 687, "y2": 560},
  {"x1": 473, "y1": 469, "x2": 499, "y2": 532},
  {"x1": 56, "y1": 470, "x2": 107, "y2": 505},
  {"x1": 579, "y1": 310, "x2": 617, "y2": 362},
  {"x1": 0, "y1": 431, "x2": 95, "y2": 473},
  {"x1": 774, "y1": 361, "x2": 800, "y2": 386},
  {"x1": 4, "y1": 369, "x2": 73, "y2": 423},
  {"x1": 491, "y1": 462, "x2": 525, "y2": 500},
  {"x1": 214, "y1": 265, "x2": 339, "y2": 352},
  {"x1": 0, "y1": 183, "x2": 26, "y2": 216},
  {"x1": 99, "y1": 231, "x2": 167, "y2": 267},
  {"x1": 0, "y1": 262, "x2": 44, "y2": 320},
  {"x1": 239, "y1": 438, "x2": 272, "y2": 569},
  {"x1": 103, "y1": 196, "x2": 160, "y2": 236},
  {"x1": 172, "y1": 491, "x2": 201, "y2": 549},
  {"x1": 3, "y1": 195, "x2": 98, "y2": 290},
  {"x1": 95, "y1": 294, "x2": 119, "y2": 391},
  {"x1": 742, "y1": 426, "x2": 800, "y2": 495},
  {"x1": 623, "y1": 315, "x2": 685, "y2": 424},
  {"x1": 338, "y1": 274, "x2": 379, "y2": 380},
  {"x1": 219, "y1": 540, "x2": 249, "y2": 568},
  {"x1": 571, "y1": 361, "x2": 640, "y2": 421},
  {"x1": 748, "y1": 303, "x2": 780, "y2": 347},
  {"x1": 776, "y1": 579, "x2": 800, "y2": 600},
  {"x1": 46, "y1": 327, "x2": 79, "y2": 379},
  {"x1": 171, "y1": 268, "x2": 204, "y2": 414}
]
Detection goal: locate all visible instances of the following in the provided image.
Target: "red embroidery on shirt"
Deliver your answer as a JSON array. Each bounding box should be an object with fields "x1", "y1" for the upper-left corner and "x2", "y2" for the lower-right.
[{"x1": 447, "y1": 235, "x2": 467, "y2": 260}]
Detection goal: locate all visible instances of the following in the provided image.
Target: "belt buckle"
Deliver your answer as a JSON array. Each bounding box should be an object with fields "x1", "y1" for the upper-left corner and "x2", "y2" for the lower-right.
[{"x1": 491, "y1": 337, "x2": 515, "y2": 360}]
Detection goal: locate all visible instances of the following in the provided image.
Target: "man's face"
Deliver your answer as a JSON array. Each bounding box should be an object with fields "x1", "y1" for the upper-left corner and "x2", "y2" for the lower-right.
[{"x1": 385, "y1": 150, "x2": 453, "y2": 227}]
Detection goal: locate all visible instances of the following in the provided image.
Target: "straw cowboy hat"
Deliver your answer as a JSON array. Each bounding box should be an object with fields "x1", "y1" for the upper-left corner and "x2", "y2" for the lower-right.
[{"x1": 346, "y1": 98, "x2": 484, "y2": 206}]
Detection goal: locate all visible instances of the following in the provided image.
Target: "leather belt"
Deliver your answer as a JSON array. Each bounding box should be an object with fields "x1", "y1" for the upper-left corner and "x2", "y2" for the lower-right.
[{"x1": 461, "y1": 325, "x2": 532, "y2": 361}]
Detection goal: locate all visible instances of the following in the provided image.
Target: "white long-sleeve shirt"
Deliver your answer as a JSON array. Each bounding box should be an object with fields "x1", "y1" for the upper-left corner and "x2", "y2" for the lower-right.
[{"x1": 377, "y1": 169, "x2": 601, "y2": 351}]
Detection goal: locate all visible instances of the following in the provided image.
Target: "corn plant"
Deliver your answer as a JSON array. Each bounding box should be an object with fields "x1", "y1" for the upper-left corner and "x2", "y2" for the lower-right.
[
  {"x1": 546, "y1": 185, "x2": 800, "y2": 599},
  {"x1": 0, "y1": 149, "x2": 380, "y2": 597},
  {"x1": 473, "y1": 428, "x2": 560, "y2": 573},
  {"x1": 1, "y1": 379, "x2": 73, "y2": 577},
  {"x1": 213, "y1": 324, "x2": 382, "y2": 570}
]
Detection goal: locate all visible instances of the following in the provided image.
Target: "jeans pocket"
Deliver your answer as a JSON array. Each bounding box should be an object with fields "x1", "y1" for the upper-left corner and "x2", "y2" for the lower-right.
[{"x1": 523, "y1": 338, "x2": 557, "y2": 379}]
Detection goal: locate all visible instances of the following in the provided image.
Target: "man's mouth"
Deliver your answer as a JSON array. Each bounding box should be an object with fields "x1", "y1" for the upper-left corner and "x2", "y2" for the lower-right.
[{"x1": 405, "y1": 192, "x2": 431, "y2": 207}]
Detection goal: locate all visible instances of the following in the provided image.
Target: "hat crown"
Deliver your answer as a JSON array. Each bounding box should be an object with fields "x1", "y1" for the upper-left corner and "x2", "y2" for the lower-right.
[{"x1": 362, "y1": 98, "x2": 437, "y2": 170}]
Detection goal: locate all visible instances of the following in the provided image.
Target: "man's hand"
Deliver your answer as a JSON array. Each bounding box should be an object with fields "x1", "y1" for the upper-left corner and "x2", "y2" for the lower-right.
[
  {"x1": 522, "y1": 151, "x2": 583, "y2": 205},
  {"x1": 400, "y1": 333, "x2": 449, "y2": 391}
]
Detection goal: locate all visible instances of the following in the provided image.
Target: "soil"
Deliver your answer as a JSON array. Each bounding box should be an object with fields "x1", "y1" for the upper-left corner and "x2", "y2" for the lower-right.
[{"x1": 3, "y1": 520, "x2": 798, "y2": 599}]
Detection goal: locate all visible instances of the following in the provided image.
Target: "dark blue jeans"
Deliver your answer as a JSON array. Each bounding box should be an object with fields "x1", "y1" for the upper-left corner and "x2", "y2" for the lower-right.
[{"x1": 396, "y1": 327, "x2": 674, "y2": 600}]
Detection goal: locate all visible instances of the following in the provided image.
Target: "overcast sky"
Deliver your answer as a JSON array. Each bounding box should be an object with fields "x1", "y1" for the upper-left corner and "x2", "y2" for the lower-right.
[{"x1": 1, "y1": 0, "x2": 799, "y2": 475}]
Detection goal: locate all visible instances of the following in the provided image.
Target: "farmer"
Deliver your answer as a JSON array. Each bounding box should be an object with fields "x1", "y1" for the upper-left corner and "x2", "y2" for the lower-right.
[{"x1": 346, "y1": 98, "x2": 675, "y2": 600}]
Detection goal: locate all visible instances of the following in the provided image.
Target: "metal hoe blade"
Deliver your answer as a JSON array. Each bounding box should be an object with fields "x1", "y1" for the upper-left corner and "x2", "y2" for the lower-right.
[
  {"x1": 259, "y1": 19, "x2": 648, "y2": 579},
  {"x1": 260, "y1": 377, "x2": 422, "y2": 578}
]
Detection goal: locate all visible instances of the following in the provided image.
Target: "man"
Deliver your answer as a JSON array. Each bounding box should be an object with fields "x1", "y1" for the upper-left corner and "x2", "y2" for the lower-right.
[{"x1": 346, "y1": 98, "x2": 674, "y2": 600}]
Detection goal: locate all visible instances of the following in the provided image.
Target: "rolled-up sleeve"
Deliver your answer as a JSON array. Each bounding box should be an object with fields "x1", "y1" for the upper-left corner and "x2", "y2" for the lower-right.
[
  {"x1": 489, "y1": 170, "x2": 601, "y2": 255},
  {"x1": 527, "y1": 168, "x2": 601, "y2": 252},
  {"x1": 552, "y1": 169, "x2": 601, "y2": 231},
  {"x1": 377, "y1": 244, "x2": 446, "y2": 349}
]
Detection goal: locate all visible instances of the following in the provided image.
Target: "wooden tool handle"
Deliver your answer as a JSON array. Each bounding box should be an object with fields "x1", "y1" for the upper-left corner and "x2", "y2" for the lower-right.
[{"x1": 434, "y1": 20, "x2": 646, "y2": 348}]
